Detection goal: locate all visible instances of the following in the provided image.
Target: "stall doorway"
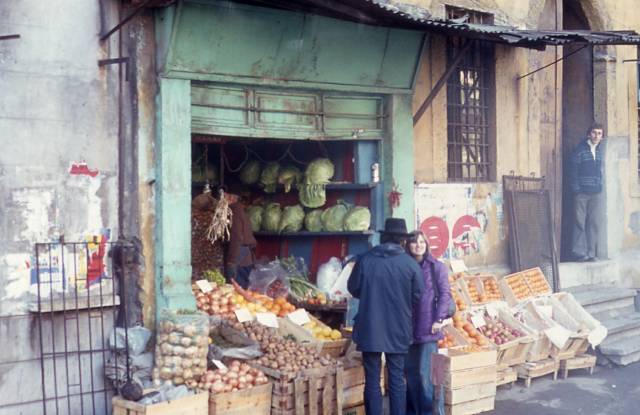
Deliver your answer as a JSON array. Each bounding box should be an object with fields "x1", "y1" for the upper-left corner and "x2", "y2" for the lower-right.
[{"x1": 560, "y1": 1, "x2": 595, "y2": 261}]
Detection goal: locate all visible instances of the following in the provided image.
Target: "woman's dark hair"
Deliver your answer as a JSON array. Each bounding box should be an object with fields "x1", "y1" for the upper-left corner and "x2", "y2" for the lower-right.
[{"x1": 405, "y1": 230, "x2": 429, "y2": 256}]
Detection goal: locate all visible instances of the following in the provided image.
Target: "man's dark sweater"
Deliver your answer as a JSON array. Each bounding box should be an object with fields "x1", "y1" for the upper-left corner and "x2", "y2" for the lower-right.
[{"x1": 570, "y1": 140, "x2": 603, "y2": 194}]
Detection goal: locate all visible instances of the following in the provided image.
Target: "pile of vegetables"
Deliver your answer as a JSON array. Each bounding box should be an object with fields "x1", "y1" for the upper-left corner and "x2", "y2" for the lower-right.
[
  {"x1": 234, "y1": 321, "x2": 335, "y2": 375},
  {"x1": 202, "y1": 269, "x2": 225, "y2": 286},
  {"x1": 298, "y1": 158, "x2": 334, "y2": 208},
  {"x1": 193, "y1": 283, "x2": 237, "y2": 320},
  {"x1": 262, "y1": 203, "x2": 282, "y2": 232},
  {"x1": 278, "y1": 204, "x2": 305, "y2": 233},
  {"x1": 321, "y1": 202, "x2": 349, "y2": 232},
  {"x1": 198, "y1": 360, "x2": 269, "y2": 394},
  {"x1": 232, "y1": 280, "x2": 297, "y2": 317},
  {"x1": 304, "y1": 209, "x2": 323, "y2": 232},
  {"x1": 343, "y1": 206, "x2": 371, "y2": 231},
  {"x1": 277, "y1": 165, "x2": 301, "y2": 193},
  {"x1": 154, "y1": 311, "x2": 209, "y2": 388}
]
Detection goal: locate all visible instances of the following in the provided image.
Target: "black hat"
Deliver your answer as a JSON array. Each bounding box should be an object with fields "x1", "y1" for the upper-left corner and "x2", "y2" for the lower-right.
[{"x1": 379, "y1": 218, "x2": 410, "y2": 236}]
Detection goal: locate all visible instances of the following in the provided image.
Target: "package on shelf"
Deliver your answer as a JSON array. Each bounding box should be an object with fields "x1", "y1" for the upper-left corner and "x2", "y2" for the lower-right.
[{"x1": 550, "y1": 292, "x2": 608, "y2": 348}]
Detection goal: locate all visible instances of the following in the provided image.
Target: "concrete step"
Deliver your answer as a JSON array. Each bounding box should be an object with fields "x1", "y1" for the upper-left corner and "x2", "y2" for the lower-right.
[
  {"x1": 598, "y1": 312, "x2": 640, "y2": 343},
  {"x1": 598, "y1": 335, "x2": 640, "y2": 366},
  {"x1": 559, "y1": 259, "x2": 620, "y2": 289},
  {"x1": 566, "y1": 284, "x2": 637, "y2": 315}
]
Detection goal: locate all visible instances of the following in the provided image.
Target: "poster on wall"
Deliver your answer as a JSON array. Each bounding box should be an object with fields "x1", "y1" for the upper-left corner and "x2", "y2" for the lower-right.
[{"x1": 414, "y1": 184, "x2": 490, "y2": 260}]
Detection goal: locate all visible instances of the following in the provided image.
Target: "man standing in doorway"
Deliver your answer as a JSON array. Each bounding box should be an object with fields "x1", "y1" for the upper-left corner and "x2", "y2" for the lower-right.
[
  {"x1": 348, "y1": 218, "x2": 424, "y2": 415},
  {"x1": 569, "y1": 122, "x2": 605, "y2": 262}
]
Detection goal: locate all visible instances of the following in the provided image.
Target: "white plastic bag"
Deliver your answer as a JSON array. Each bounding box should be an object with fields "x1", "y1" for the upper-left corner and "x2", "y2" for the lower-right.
[
  {"x1": 328, "y1": 261, "x2": 355, "y2": 301},
  {"x1": 317, "y1": 257, "x2": 342, "y2": 293}
]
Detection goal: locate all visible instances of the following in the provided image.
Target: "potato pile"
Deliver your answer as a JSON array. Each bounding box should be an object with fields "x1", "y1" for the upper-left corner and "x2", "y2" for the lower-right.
[
  {"x1": 234, "y1": 321, "x2": 335, "y2": 375},
  {"x1": 154, "y1": 314, "x2": 209, "y2": 388},
  {"x1": 522, "y1": 270, "x2": 551, "y2": 295},
  {"x1": 505, "y1": 275, "x2": 533, "y2": 300},
  {"x1": 198, "y1": 360, "x2": 269, "y2": 394}
]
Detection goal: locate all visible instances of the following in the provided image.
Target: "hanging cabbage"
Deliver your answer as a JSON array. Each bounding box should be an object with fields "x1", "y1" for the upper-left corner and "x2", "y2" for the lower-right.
[
  {"x1": 192, "y1": 162, "x2": 218, "y2": 185},
  {"x1": 277, "y1": 165, "x2": 301, "y2": 193},
  {"x1": 298, "y1": 158, "x2": 335, "y2": 208},
  {"x1": 304, "y1": 209, "x2": 324, "y2": 232},
  {"x1": 321, "y1": 202, "x2": 349, "y2": 232},
  {"x1": 278, "y1": 204, "x2": 305, "y2": 233},
  {"x1": 246, "y1": 205, "x2": 264, "y2": 233},
  {"x1": 343, "y1": 206, "x2": 371, "y2": 231},
  {"x1": 259, "y1": 162, "x2": 280, "y2": 193},
  {"x1": 239, "y1": 160, "x2": 262, "y2": 185},
  {"x1": 262, "y1": 203, "x2": 282, "y2": 232}
]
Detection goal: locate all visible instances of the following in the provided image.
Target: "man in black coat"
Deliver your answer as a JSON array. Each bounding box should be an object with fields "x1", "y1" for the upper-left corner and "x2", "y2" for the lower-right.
[{"x1": 348, "y1": 218, "x2": 424, "y2": 415}]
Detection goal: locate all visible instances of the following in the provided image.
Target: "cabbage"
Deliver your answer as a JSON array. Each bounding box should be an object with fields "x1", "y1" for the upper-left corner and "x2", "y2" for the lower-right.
[
  {"x1": 279, "y1": 204, "x2": 305, "y2": 233},
  {"x1": 298, "y1": 183, "x2": 326, "y2": 208},
  {"x1": 262, "y1": 203, "x2": 282, "y2": 232},
  {"x1": 321, "y1": 203, "x2": 348, "y2": 232},
  {"x1": 343, "y1": 206, "x2": 371, "y2": 231},
  {"x1": 239, "y1": 160, "x2": 262, "y2": 185},
  {"x1": 259, "y1": 162, "x2": 280, "y2": 193},
  {"x1": 305, "y1": 158, "x2": 334, "y2": 184},
  {"x1": 277, "y1": 165, "x2": 301, "y2": 193},
  {"x1": 246, "y1": 205, "x2": 264, "y2": 233},
  {"x1": 304, "y1": 209, "x2": 324, "y2": 232}
]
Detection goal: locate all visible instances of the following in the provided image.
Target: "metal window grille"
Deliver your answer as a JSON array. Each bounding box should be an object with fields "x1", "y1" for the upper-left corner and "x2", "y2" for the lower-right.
[{"x1": 445, "y1": 7, "x2": 494, "y2": 182}]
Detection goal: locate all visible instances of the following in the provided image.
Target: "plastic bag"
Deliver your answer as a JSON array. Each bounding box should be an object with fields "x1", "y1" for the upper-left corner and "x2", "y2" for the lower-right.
[
  {"x1": 109, "y1": 326, "x2": 152, "y2": 355},
  {"x1": 105, "y1": 351, "x2": 154, "y2": 390},
  {"x1": 153, "y1": 309, "x2": 209, "y2": 388},
  {"x1": 248, "y1": 260, "x2": 290, "y2": 298},
  {"x1": 137, "y1": 384, "x2": 194, "y2": 406},
  {"x1": 317, "y1": 257, "x2": 342, "y2": 293},
  {"x1": 328, "y1": 260, "x2": 355, "y2": 301},
  {"x1": 208, "y1": 318, "x2": 262, "y2": 361}
]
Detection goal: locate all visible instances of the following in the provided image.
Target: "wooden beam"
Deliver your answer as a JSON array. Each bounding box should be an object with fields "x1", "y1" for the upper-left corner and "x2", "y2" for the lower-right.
[{"x1": 413, "y1": 40, "x2": 472, "y2": 126}]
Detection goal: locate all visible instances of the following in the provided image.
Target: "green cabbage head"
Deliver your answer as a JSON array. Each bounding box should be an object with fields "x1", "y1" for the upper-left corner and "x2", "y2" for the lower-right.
[
  {"x1": 279, "y1": 204, "x2": 305, "y2": 233},
  {"x1": 304, "y1": 158, "x2": 334, "y2": 184},
  {"x1": 262, "y1": 203, "x2": 282, "y2": 232},
  {"x1": 239, "y1": 160, "x2": 261, "y2": 185},
  {"x1": 343, "y1": 206, "x2": 371, "y2": 231},
  {"x1": 246, "y1": 205, "x2": 264, "y2": 233},
  {"x1": 321, "y1": 203, "x2": 349, "y2": 232},
  {"x1": 278, "y1": 165, "x2": 301, "y2": 193},
  {"x1": 259, "y1": 162, "x2": 280, "y2": 193},
  {"x1": 304, "y1": 209, "x2": 324, "y2": 232}
]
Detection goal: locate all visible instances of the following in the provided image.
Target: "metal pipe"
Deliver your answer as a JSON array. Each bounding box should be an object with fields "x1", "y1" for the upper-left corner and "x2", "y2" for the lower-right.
[
  {"x1": 0, "y1": 34, "x2": 20, "y2": 41},
  {"x1": 100, "y1": 0, "x2": 154, "y2": 41},
  {"x1": 517, "y1": 44, "x2": 588, "y2": 80}
]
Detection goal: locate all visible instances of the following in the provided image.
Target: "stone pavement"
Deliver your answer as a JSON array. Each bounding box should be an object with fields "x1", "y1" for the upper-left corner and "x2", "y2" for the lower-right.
[{"x1": 492, "y1": 362, "x2": 640, "y2": 415}]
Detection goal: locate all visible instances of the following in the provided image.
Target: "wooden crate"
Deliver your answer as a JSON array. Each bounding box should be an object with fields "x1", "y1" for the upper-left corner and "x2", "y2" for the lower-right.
[
  {"x1": 270, "y1": 366, "x2": 344, "y2": 415},
  {"x1": 559, "y1": 354, "x2": 596, "y2": 379},
  {"x1": 440, "y1": 382, "x2": 496, "y2": 405},
  {"x1": 209, "y1": 383, "x2": 272, "y2": 415},
  {"x1": 496, "y1": 366, "x2": 517, "y2": 387},
  {"x1": 520, "y1": 267, "x2": 552, "y2": 296},
  {"x1": 341, "y1": 364, "x2": 385, "y2": 409},
  {"x1": 498, "y1": 272, "x2": 534, "y2": 306},
  {"x1": 515, "y1": 358, "x2": 559, "y2": 388},
  {"x1": 342, "y1": 405, "x2": 365, "y2": 415},
  {"x1": 432, "y1": 349, "x2": 497, "y2": 389},
  {"x1": 279, "y1": 316, "x2": 350, "y2": 358},
  {"x1": 458, "y1": 275, "x2": 503, "y2": 306},
  {"x1": 443, "y1": 396, "x2": 495, "y2": 415},
  {"x1": 493, "y1": 309, "x2": 535, "y2": 367},
  {"x1": 112, "y1": 391, "x2": 208, "y2": 415},
  {"x1": 514, "y1": 308, "x2": 554, "y2": 362},
  {"x1": 322, "y1": 339, "x2": 351, "y2": 359}
]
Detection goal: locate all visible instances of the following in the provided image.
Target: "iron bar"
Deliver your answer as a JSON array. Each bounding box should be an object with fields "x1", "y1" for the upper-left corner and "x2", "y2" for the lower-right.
[
  {"x1": 99, "y1": 0, "x2": 154, "y2": 41},
  {"x1": 97, "y1": 57, "x2": 129, "y2": 66},
  {"x1": 517, "y1": 44, "x2": 588, "y2": 80},
  {"x1": 47, "y1": 246, "x2": 60, "y2": 415},
  {"x1": 36, "y1": 245, "x2": 47, "y2": 415},
  {"x1": 413, "y1": 40, "x2": 472, "y2": 126},
  {"x1": 59, "y1": 242, "x2": 72, "y2": 415},
  {"x1": 72, "y1": 243, "x2": 85, "y2": 413},
  {"x1": 85, "y1": 243, "x2": 97, "y2": 415},
  {"x1": 0, "y1": 34, "x2": 20, "y2": 41}
]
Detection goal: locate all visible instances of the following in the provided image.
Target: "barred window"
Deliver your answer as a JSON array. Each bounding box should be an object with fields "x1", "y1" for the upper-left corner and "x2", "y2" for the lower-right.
[{"x1": 446, "y1": 7, "x2": 495, "y2": 182}]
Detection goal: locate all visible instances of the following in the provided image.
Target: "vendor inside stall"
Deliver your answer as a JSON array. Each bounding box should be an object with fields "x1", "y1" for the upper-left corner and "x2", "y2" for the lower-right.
[{"x1": 223, "y1": 188, "x2": 258, "y2": 289}]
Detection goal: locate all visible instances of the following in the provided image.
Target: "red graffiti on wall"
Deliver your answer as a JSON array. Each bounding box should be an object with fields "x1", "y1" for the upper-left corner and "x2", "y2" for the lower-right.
[
  {"x1": 452, "y1": 215, "x2": 482, "y2": 252},
  {"x1": 69, "y1": 161, "x2": 99, "y2": 177},
  {"x1": 419, "y1": 216, "x2": 449, "y2": 258},
  {"x1": 419, "y1": 214, "x2": 484, "y2": 258}
]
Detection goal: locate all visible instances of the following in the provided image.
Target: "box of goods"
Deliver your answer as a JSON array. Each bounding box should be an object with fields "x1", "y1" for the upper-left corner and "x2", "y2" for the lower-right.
[
  {"x1": 499, "y1": 272, "x2": 534, "y2": 307},
  {"x1": 341, "y1": 363, "x2": 386, "y2": 410},
  {"x1": 496, "y1": 366, "x2": 517, "y2": 387},
  {"x1": 449, "y1": 312, "x2": 493, "y2": 350},
  {"x1": 458, "y1": 275, "x2": 504, "y2": 307},
  {"x1": 279, "y1": 314, "x2": 350, "y2": 358},
  {"x1": 198, "y1": 360, "x2": 272, "y2": 415},
  {"x1": 269, "y1": 365, "x2": 344, "y2": 415},
  {"x1": 551, "y1": 292, "x2": 607, "y2": 352},
  {"x1": 521, "y1": 268, "x2": 552, "y2": 296},
  {"x1": 512, "y1": 308, "x2": 554, "y2": 362},
  {"x1": 432, "y1": 348, "x2": 498, "y2": 415},
  {"x1": 527, "y1": 298, "x2": 588, "y2": 360},
  {"x1": 473, "y1": 311, "x2": 534, "y2": 368},
  {"x1": 153, "y1": 310, "x2": 210, "y2": 389},
  {"x1": 112, "y1": 391, "x2": 209, "y2": 415},
  {"x1": 449, "y1": 274, "x2": 469, "y2": 312}
]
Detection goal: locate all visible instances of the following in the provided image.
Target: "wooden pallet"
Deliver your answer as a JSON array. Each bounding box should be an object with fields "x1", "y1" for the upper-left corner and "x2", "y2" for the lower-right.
[
  {"x1": 559, "y1": 354, "x2": 596, "y2": 379},
  {"x1": 515, "y1": 358, "x2": 559, "y2": 388},
  {"x1": 496, "y1": 366, "x2": 517, "y2": 387},
  {"x1": 209, "y1": 383, "x2": 272, "y2": 415}
]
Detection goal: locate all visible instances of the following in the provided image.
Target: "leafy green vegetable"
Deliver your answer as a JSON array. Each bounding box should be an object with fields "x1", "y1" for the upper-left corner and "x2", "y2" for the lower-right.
[
  {"x1": 202, "y1": 269, "x2": 226, "y2": 286},
  {"x1": 277, "y1": 165, "x2": 301, "y2": 193},
  {"x1": 279, "y1": 204, "x2": 305, "y2": 233},
  {"x1": 304, "y1": 209, "x2": 324, "y2": 232},
  {"x1": 321, "y1": 202, "x2": 349, "y2": 232},
  {"x1": 259, "y1": 162, "x2": 280, "y2": 193},
  {"x1": 298, "y1": 183, "x2": 327, "y2": 208},
  {"x1": 246, "y1": 205, "x2": 264, "y2": 233},
  {"x1": 239, "y1": 160, "x2": 262, "y2": 185},
  {"x1": 262, "y1": 203, "x2": 282, "y2": 232},
  {"x1": 305, "y1": 158, "x2": 334, "y2": 184},
  {"x1": 343, "y1": 206, "x2": 371, "y2": 231}
]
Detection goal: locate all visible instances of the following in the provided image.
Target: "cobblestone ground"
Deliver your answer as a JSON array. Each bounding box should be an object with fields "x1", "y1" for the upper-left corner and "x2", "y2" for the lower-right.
[{"x1": 492, "y1": 362, "x2": 640, "y2": 415}]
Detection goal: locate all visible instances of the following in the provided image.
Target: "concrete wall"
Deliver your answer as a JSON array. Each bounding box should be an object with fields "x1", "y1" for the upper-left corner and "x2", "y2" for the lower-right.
[
  {"x1": 0, "y1": 1, "x2": 121, "y2": 412},
  {"x1": 409, "y1": 0, "x2": 640, "y2": 280}
]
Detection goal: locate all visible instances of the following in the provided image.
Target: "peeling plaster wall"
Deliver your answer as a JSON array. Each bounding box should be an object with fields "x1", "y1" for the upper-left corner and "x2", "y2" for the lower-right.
[{"x1": 0, "y1": 1, "x2": 119, "y2": 412}]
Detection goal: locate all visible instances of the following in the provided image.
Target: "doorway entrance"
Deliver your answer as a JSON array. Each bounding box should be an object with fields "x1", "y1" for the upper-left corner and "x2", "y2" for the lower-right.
[{"x1": 560, "y1": 0, "x2": 595, "y2": 261}]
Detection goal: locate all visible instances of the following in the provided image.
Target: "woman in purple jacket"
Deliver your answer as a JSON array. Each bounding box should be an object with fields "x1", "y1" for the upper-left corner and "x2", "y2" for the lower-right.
[{"x1": 405, "y1": 231, "x2": 452, "y2": 415}]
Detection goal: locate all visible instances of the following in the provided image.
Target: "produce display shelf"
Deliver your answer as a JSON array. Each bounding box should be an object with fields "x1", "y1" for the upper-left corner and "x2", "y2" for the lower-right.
[
  {"x1": 255, "y1": 231, "x2": 374, "y2": 237},
  {"x1": 191, "y1": 182, "x2": 378, "y2": 190}
]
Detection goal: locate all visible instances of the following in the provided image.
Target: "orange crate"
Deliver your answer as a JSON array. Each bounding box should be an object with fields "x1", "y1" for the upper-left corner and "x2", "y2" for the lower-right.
[
  {"x1": 499, "y1": 272, "x2": 534, "y2": 306},
  {"x1": 521, "y1": 268, "x2": 552, "y2": 296}
]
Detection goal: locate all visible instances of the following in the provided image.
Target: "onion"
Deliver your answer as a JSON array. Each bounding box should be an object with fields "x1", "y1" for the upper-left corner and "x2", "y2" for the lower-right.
[
  {"x1": 238, "y1": 382, "x2": 247, "y2": 390},
  {"x1": 228, "y1": 371, "x2": 239, "y2": 380},
  {"x1": 206, "y1": 372, "x2": 216, "y2": 382},
  {"x1": 223, "y1": 384, "x2": 232, "y2": 393},
  {"x1": 229, "y1": 379, "x2": 239, "y2": 387},
  {"x1": 245, "y1": 374, "x2": 254, "y2": 384},
  {"x1": 238, "y1": 376, "x2": 247, "y2": 384},
  {"x1": 240, "y1": 363, "x2": 250, "y2": 373},
  {"x1": 212, "y1": 381, "x2": 224, "y2": 393},
  {"x1": 219, "y1": 367, "x2": 229, "y2": 375}
]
